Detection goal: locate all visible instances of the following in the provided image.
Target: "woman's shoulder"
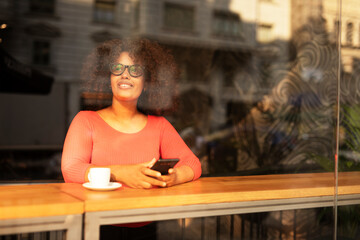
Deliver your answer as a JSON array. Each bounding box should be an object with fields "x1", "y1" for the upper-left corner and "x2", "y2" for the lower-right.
[
  {"x1": 148, "y1": 115, "x2": 167, "y2": 124},
  {"x1": 74, "y1": 110, "x2": 98, "y2": 119},
  {"x1": 148, "y1": 115, "x2": 175, "y2": 129},
  {"x1": 71, "y1": 111, "x2": 100, "y2": 125}
]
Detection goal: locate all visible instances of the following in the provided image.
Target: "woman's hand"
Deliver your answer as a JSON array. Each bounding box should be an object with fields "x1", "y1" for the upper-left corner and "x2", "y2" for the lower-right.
[
  {"x1": 111, "y1": 158, "x2": 167, "y2": 189},
  {"x1": 159, "y1": 165, "x2": 194, "y2": 187}
]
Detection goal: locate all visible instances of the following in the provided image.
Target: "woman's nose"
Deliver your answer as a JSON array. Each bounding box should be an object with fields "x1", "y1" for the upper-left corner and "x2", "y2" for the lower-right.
[{"x1": 121, "y1": 68, "x2": 130, "y2": 78}]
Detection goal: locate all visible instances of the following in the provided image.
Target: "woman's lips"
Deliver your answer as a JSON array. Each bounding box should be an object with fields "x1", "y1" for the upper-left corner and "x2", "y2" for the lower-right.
[{"x1": 117, "y1": 81, "x2": 133, "y2": 89}]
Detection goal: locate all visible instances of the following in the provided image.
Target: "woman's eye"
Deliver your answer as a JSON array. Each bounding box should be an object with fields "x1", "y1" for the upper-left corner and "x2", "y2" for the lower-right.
[
  {"x1": 132, "y1": 66, "x2": 142, "y2": 73},
  {"x1": 131, "y1": 68, "x2": 138, "y2": 73},
  {"x1": 115, "y1": 65, "x2": 123, "y2": 70}
]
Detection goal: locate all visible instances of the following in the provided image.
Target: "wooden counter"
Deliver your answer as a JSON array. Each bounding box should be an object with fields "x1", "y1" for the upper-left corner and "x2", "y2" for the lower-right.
[
  {"x1": 1, "y1": 172, "x2": 359, "y2": 240},
  {"x1": 56, "y1": 172, "x2": 360, "y2": 212},
  {"x1": 55, "y1": 172, "x2": 360, "y2": 240},
  {"x1": 0, "y1": 184, "x2": 83, "y2": 239},
  {"x1": 0, "y1": 184, "x2": 83, "y2": 219}
]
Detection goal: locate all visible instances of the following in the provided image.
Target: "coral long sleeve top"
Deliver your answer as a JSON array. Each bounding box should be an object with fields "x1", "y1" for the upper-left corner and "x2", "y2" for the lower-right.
[{"x1": 61, "y1": 111, "x2": 202, "y2": 183}]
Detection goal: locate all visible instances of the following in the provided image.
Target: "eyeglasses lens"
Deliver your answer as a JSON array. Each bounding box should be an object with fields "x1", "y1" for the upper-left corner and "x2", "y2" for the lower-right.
[
  {"x1": 110, "y1": 64, "x2": 144, "y2": 77},
  {"x1": 129, "y1": 65, "x2": 143, "y2": 77},
  {"x1": 110, "y1": 64, "x2": 125, "y2": 75}
]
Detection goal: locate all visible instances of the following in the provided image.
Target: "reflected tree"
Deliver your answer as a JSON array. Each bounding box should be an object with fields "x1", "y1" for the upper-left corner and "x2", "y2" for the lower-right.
[{"x1": 232, "y1": 16, "x2": 338, "y2": 174}]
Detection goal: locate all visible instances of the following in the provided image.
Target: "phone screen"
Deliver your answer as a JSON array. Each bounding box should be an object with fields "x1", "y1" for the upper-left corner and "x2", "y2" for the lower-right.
[{"x1": 150, "y1": 158, "x2": 179, "y2": 175}]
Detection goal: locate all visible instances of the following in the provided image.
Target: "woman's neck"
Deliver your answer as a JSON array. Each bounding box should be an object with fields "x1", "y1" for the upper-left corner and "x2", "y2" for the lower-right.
[
  {"x1": 97, "y1": 100, "x2": 147, "y2": 133},
  {"x1": 109, "y1": 99, "x2": 140, "y2": 120}
]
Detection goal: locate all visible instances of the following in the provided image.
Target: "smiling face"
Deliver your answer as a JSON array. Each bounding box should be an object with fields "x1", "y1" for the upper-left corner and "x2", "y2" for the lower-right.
[{"x1": 110, "y1": 51, "x2": 145, "y2": 104}]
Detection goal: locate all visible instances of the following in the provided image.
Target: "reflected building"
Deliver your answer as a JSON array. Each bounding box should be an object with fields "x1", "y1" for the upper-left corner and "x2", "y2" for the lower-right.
[
  {"x1": 1, "y1": 1, "x2": 360, "y2": 239},
  {"x1": 0, "y1": 0, "x2": 359, "y2": 177},
  {"x1": 0, "y1": 0, "x2": 290, "y2": 147},
  {"x1": 292, "y1": 0, "x2": 360, "y2": 73}
]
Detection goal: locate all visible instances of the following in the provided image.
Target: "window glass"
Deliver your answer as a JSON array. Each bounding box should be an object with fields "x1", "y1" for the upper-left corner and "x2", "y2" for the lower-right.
[
  {"x1": 2, "y1": 0, "x2": 360, "y2": 238},
  {"x1": 346, "y1": 22, "x2": 353, "y2": 45},
  {"x1": 133, "y1": 1, "x2": 140, "y2": 29},
  {"x1": 213, "y1": 11, "x2": 242, "y2": 37},
  {"x1": 156, "y1": 210, "x2": 334, "y2": 239},
  {"x1": 163, "y1": 3, "x2": 195, "y2": 31},
  {"x1": 32, "y1": 40, "x2": 50, "y2": 66},
  {"x1": 258, "y1": 24, "x2": 273, "y2": 42},
  {"x1": 94, "y1": 0, "x2": 116, "y2": 23},
  {"x1": 29, "y1": 0, "x2": 55, "y2": 14}
]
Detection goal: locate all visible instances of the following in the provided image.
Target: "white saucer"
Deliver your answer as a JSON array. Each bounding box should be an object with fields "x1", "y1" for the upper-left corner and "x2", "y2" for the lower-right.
[{"x1": 82, "y1": 182, "x2": 122, "y2": 191}]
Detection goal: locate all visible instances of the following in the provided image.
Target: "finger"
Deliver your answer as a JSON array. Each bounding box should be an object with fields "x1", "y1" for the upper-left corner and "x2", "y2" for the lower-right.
[
  {"x1": 160, "y1": 175, "x2": 170, "y2": 182},
  {"x1": 142, "y1": 167, "x2": 161, "y2": 178},
  {"x1": 168, "y1": 168, "x2": 175, "y2": 174},
  {"x1": 160, "y1": 177, "x2": 173, "y2": 187},
  {"x1": 140, "y1": 181, "x2": 152, "y2": 189},
  {"x1": 144, "y1": 176, "x2": 166, "y2": 187}
]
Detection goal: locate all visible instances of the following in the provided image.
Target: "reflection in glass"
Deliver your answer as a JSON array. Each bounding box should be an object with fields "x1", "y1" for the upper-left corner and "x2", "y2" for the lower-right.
[
  {"x1": 94, "y1": 0, "x2": 116, "y2": 23},
  {"x1": 29, "y1": 0, "x2": 55, "y2": 15},
  {"x1": 157, "y1": 209, "x2": 334, "y2": 240},
  {"x1": 2, "y1": 0, "x2": 360, "y2": 238},
  {"x1": 163, "y1": 3, "x2": 195, "y2": 32}
]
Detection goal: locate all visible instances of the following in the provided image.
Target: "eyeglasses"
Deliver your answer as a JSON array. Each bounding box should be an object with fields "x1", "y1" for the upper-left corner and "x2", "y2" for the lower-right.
[{"x1": 109, "y1": 63, "x2": 145, "y2": 78}]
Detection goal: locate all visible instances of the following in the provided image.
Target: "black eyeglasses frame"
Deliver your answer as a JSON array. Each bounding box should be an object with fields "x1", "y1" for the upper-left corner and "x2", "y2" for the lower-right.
[{"x1": 109, "y1": 63, "x2": 145, "y2": 78}]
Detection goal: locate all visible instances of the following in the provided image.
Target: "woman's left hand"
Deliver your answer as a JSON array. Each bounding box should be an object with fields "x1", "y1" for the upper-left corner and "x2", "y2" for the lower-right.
[
  {"x1": 158, "y1": 166, "x2": 194, "y2": 187},
  {"x1": 159, "y1": 168, "x2": 178, "y2": 187}
]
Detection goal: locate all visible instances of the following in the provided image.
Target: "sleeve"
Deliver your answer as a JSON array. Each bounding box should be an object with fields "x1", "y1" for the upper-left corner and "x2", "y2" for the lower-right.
[
  {"x1": 61, "y1": 112, "x2": 93, "y2": 183},
  {"x1": 159, "y1": 118, "x2": 202, "y2": 180}
]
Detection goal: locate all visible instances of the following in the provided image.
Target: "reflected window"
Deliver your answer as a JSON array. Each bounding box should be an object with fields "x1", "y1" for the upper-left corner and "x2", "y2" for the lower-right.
[
  {"x1": 94, "y1": 0, "x2": 116, "y2": 23},
  {"x1": 163, "y1": 3, "x2": 195, "y2": 32},
  {"x1": 80, "y1": 92, "x2": 112, "y2": 111},
  {"x1": 258, "y1": 23, "x2": 273, "y2": 42},
  {"x1": 212, "y1": 11, "x2": 242, "y2": 38},
  {"x1": 346, "y1": 22, "x2": 353, "y2": 45},
  {"x1": 179, "y1": 62, "x2": 189, "y2": 83},
  {"x1": 29, "y1": 0, "x2": 55, "y2": 15},
  {"x1": 32, "y1": 40, "x2": 51, "y2": 66},
  {"x1": 334, "y1": 20, "x2": 340, "y2": 34},
  {"x1": 133, "y1": 1, "x2": 140, "y2": 29}
]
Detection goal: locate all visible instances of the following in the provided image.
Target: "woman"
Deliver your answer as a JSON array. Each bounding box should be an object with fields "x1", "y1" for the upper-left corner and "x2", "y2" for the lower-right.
[
  {"x1": 61, "y1": 38, "x2": 201, "y2": 189},
  {"x1": 61, "y1": 38, "x2": 202, "y2": 239}
]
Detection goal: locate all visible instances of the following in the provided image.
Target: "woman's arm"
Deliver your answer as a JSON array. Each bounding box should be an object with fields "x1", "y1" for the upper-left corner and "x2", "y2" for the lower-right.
[
  {"x1": 158, "y1": 165, "x2": 194, "y2": 187},
  {"x1": 84, "y1": 159, "x2": 167, "y2": 188},
  {"x1": 158, "y1": 118, "x2": 202, "y2": 186},
  {"x1": 61, "y1": 112, "x2": 94, "y2": 183}
]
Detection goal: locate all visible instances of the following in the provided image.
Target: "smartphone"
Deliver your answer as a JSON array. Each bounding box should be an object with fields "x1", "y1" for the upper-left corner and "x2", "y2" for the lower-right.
[{"x1": 151, "y1": 158, "x2": 179, "y2": 175}]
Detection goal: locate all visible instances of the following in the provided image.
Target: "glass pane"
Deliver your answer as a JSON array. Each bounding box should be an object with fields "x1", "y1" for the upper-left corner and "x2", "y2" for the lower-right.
[
  {"x1": 164, "y1": 3, "x2": 195, "y2": 31},
  {"x1": 339, "y1": 0, "x2": 360, "y2": 239},
  {"x1": 1, "y1": 0, "x2": 352, "y2": 238},
  {"x1": 33, "y1": 40, "x2": 51, "y2": 66},
  {"x1": 29, "y1": 0, "x2": 55, "y2": 14},
  {"x1": 155, "y1": 211, "x2": 334, "y2": 240},
  {"x1": 337, "y1": 205, "x2": 360, "y2": 239},
  {"x1": 0, "y1": 230, "x2": 65, "y2": 240},
  {"x1": 94, "y1": 0, "x2": 115, "y2": 23}
]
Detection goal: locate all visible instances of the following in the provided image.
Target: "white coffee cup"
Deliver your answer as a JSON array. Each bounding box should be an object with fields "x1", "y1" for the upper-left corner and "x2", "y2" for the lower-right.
[{"x1": 88, "y1": 168, "x2": 111, "y2": 187}]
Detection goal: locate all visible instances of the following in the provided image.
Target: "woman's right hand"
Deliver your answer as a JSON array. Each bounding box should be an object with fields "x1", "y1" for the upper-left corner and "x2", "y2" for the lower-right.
[{"x1": 111, "y1": 158, "x2": 167, "y2": 189}]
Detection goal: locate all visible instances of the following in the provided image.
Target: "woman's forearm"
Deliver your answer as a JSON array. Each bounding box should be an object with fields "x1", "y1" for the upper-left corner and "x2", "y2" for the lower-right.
[{"x1": 174, "y1": 165, "x2": 195, "y2": 185}]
